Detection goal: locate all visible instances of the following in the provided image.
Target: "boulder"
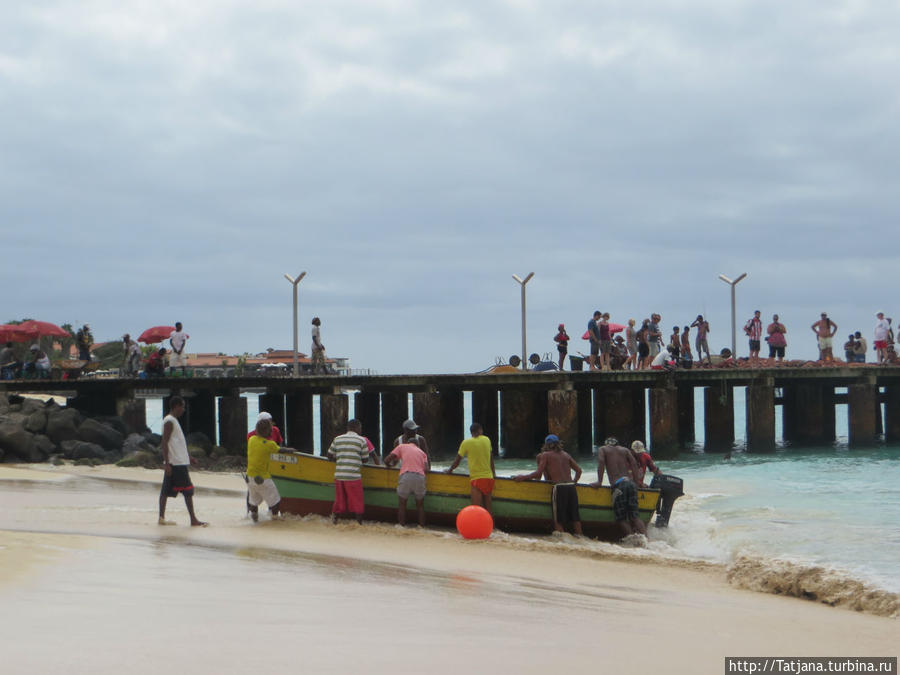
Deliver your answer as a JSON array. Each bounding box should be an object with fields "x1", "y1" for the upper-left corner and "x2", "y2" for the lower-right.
[
  {"x1": 116, "y1": 450, "x2": 160, "y2": 469},
  {"x1": 123, "y1": 433, "x2": 155, "y2": 456},
  {"x1": 95, "y1": 416, "x2": 127, "y2": 437},
  {"x1": 186, "y1": 431, "x2": 213, "y2": 452},
  {"x1": 60, "y1": 440, "x2": 107, "y2": 461},
  {"x1": 0, "y1": 411, "x2": 29, "y2": 428},
  {"x1": 144, "y1": 432, "x2": 162, "y2": 447},
  {"x1": 33, "y1": 434, "x2": 57, "y2": 457},
  {"x1": 18, "y1": 398, "x2": 46, "y2": 416},
  {"x1": 46, "y1": 409, "x2": 81, "y2": 445},
  {"x1": 76, "y1": 418, "x2": 124, "y2": 453},
  {"x1": 0, "y1": 395, "x2": 9, "y2": 413},
  {"x1": 25, "y1": 410, "x2": 48, "y2": 435},
  {"x1": 0, "y1": 422, "x2": 41, "y2": 462}
]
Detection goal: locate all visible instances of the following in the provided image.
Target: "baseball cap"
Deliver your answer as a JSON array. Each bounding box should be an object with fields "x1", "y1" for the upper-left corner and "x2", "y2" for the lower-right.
[
  {"x1": 257, "y1": 412, "x2": 273, "y2": 422},
  {"x1": 544, "y1": 434, "x2": 559, "y2": 443},
  {"x1": 631, "y1": 440, "x2": 645, "y2": 452},
  {"x1": 402, "y1": 419, "x2": 419, "y2": 431}
]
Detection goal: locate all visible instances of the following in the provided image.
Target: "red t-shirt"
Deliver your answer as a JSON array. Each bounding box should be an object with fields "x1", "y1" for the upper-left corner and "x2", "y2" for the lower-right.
[{"x1": 247, "y1": 425, "x2": 284, "y2": 445}]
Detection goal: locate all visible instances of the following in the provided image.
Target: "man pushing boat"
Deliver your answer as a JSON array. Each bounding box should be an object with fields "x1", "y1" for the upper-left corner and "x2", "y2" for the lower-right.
[
  {"x1": 446, "y1": 422, "x2": 496, "y2": 514},
  {"x1": 591, "y1": 437, "x2": 645, "y2": 538},
  {"x1": 513, "y1": 434, "x2": 583, "y2": 536}
]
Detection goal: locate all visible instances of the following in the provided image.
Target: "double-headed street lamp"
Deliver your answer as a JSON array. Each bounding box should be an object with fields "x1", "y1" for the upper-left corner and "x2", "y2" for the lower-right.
[
  {"x1": 718, "y1": 272, "x2": 747, "y2": 358},
  {"x1": 284, "y1": 271, "x2": 307, "y2": 377},
  {"x1": 512, "y1": 272, "x2": 535, "y2": 371}
]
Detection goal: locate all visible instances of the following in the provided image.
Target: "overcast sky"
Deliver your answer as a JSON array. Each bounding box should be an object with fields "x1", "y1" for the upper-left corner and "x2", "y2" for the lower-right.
[{"x1": 3, "y1": 1, "x2": 899, "y2": 373}]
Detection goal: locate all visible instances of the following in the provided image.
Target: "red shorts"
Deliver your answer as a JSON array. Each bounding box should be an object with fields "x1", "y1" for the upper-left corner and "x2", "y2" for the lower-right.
[
  {"x1": 875, "y1": 340, "x2": 888, "y2": 350},
  {"x1": 471, "y1": 478, "x2": 495, "y2": 496},
  {"x1": 333, "y1": 479, "x2": 364, "y2": 515}
]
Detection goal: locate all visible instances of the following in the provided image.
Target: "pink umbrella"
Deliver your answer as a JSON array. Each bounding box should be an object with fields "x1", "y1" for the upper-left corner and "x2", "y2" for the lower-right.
[
  {"x1": 16, "y1": 320, "x2": 71, "y2": 338},
  {"x1": 0, "y1": 324, "x2": 32, "y2": 343},
  {"x1": 138, "y1": 326, "x2": 176, "y2": 344},
  {"x1": 582, "y1": 322, "x2": 627, "y2": 339}
]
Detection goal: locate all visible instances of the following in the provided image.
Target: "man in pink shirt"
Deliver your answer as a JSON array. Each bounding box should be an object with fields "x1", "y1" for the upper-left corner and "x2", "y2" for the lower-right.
[{"x1": 385, "y1": 438, "x2": 430, "y2": 527}]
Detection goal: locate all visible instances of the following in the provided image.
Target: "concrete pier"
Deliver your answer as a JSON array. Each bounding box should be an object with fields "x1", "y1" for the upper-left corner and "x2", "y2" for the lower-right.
[
  {"x1": 218, "y1": 393, "x2": 247, "y2": 453},
  {"x1": 547, "y1": 388, "x2": 578, "y2": 454},
  {"x1": 413, "y1": 387, "x2": 464, "y2": 459},
  {"x1": 380, "y1": 391, "x2": 408, "y2": 455},
  {"x1": 354, "y1": 391, "x2": 381, "y2": 456},
  {"x1": 594, "y1": 389, "x2": 645, "y2": 449},
  {"x1": 649, "y1": 387, "x2": 679, "y2": 458},
  {"x1": 471, "y1": 388, "x2": 499, "y2": 454},
  {"x1": 320, "y1": 393, "x2": 348, "y2": 453},
  {"x1": 783, "y1": 383, "x2": 834, "y2": 446},
  {"x1": 848, "y1": 380, "x2": 878, "y2": 447},
  {"x1": 745, "y1": 380, "x2": 775, "y2": 453},
  {"x1": 285, "y1": 391, "x2": 313, "y2": 451},
  {"x1": 576, "y1": 388, "x2": 593, "y2": 455},
  {"x1": 704, "y1": 385, "x2": 734, "y2": 453},
  {"x1": 501, "y1": 389, "x2": 547, "y2": 458}
]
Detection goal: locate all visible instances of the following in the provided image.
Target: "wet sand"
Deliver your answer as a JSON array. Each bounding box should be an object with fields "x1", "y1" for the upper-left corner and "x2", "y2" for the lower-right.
[{"x1": 0, "y1": 464, "x2": 896, "y2": 673}]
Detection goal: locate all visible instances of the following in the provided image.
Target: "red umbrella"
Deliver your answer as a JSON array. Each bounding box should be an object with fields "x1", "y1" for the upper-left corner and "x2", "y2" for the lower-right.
[
  {"x1": 582, "y1": 322, "x2": 627, "y2": 339},
  {"x1": 138, "y1": 326, "x2": 176, "y2": 344},
  {"x1": 0, "y1": 324, "x2": 32, "y2": 343},
  {"x1": 16, "y1": 320, "x2": 71, "y2": 338}
]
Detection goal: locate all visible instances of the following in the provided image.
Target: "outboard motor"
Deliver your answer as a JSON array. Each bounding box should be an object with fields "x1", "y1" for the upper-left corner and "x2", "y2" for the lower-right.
[{"x1": 649, "y1": 474, "x2": 684, "y2": 527}]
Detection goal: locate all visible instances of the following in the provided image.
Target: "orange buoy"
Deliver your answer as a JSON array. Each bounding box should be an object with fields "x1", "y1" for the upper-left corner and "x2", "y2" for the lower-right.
[{"x1": 456, "y1": 505, "x2": 493, "y2": 539}]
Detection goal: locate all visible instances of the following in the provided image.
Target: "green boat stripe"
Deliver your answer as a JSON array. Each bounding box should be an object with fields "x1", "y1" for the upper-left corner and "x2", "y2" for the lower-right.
[{"x1": 272, "y1": 476, "x2": 656, "y2": 514}]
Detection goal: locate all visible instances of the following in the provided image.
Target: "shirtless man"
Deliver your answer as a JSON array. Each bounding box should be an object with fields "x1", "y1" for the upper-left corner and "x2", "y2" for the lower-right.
[
  {"x1": 513, "y1": 434, "x2": 583, "y2": 535},
  {"x1": 811, "y1": 312, "x2": 838, "y2": 362},
  {"x1": 680, "y1": 326, "x2": 692, "y2": 362},
  {"x1": 590, "y1": 437, "x2": 645, "y2": 537},
  {"x1": 691, "y1": 315, "x2": 711, "y2": 364}
]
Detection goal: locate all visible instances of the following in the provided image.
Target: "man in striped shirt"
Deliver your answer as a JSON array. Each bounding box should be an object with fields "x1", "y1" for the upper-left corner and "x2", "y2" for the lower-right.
[
  {"x1": 326, "y1": 419, "x2": 370, "y2": 524},
  {"x1": 744, "y1": 310, "x2": 763, "y2": 365}
]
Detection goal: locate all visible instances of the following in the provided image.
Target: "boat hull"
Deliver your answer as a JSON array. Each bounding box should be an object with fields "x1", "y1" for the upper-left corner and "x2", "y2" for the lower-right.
[{"x1": 269, "y1": 452, "x2": 660, "y2": 540}]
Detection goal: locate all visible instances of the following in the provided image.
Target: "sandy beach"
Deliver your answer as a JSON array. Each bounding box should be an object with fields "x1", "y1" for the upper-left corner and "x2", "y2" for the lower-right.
[{"x1": 1, "y1": 464, "x2": 896, "y2": 673}]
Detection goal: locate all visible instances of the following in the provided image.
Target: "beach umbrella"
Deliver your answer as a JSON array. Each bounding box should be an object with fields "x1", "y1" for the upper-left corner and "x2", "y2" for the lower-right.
[
  {"x1": 0, "y1": 324, "x2": 32, "y2": 343},
  {"x1": 16, "y1": 320, "x2": 71, "y2": 338},
  {"x1": 138, "y1": 325, "x2": 176, "y2": 344},
  {"x1": 581, "y1": 322, "x2": 627, "y2": 339}
]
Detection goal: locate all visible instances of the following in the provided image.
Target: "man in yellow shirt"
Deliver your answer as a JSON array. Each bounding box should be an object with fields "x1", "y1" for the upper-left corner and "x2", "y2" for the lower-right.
[
  {"x1": 446, "y1": 422, "x2": 496, "y2": 513},
  {"x1": 246, "y1": 418, "x2": 282, "y2": 522}
]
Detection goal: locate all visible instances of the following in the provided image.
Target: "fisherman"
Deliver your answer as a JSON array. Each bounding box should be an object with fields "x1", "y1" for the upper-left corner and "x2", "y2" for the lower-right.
[
  {"x1": 513, "y1": 434, "x2": 583, "y2": 535},
  {"x1": 591, "y1": 437, "x2": 645, "y2": 538},
  {"x1": 811, "y1": 312, "x2": 837, "y2": 362},
  {"x1": 393, "y1": 419, "x2": 430, "y2": 461},
  {"x1": 629, "y1": 440, "x2": 661, "y2": 487},
  {"x1": 446, "y1": 422, "x2": 496, "y2": 514},
  {"x1": 384, "y1": 437, "x2": 430, "y2": 527},
  {"x1": 246, "y1": 417, "x2": 282, "y2": 522},
  {"x1": 326, "y1": 419, "x2": 369, "y2": 524},
  {"x1": 158, "y1": 396, "x2": 207, "y2": 526}
]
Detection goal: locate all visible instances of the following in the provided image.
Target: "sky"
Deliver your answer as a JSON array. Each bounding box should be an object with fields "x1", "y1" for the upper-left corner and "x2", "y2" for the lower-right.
[{"x1": 3, "y1": 1, "x2": 899, "y2": 374}]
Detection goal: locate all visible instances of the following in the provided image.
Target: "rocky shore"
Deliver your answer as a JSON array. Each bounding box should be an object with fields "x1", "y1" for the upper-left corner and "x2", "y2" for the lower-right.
[{"x1": 0, "y1": 395, "x2": 244, "y2": 470}]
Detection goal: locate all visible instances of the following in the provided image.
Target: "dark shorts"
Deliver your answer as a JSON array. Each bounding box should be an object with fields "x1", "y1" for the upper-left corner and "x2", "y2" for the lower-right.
[
  {"x1": 557, "y1": 345, "x2": 567, "y2": 354},
  {"x1": 638, "y1": 343, "x2": 649, "y2": 358},
  {"x1": 769, "y1": 345, "x2": 785, "y2": 358},
  {"x1": 551, "y1": 483, "x2": 580, "y2": 525},
  {"x1": 749, "y1": 339, "x2": 761, "y2": 352},
  {"x1": 590, "y1": 341, "x2": 600, "y2": 356},
  {"x1": 160, "y1": 465, "x2": 194, "y2": 498},
  {"x1": 612, "y1": 478, "x2": 639, "y2": 522}
]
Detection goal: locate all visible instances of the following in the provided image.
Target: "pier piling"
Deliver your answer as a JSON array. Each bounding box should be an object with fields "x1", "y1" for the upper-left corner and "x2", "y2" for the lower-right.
[
  {"x1": 704, "y1": 385, "x2": 734, "y2": 453},
  {"x1": 746, "y1": 380, "x2": 775, "y2": 453}
]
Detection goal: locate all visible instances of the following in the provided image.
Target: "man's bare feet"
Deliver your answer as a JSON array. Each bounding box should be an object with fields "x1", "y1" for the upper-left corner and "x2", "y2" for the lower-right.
[
  {"x1": 158, "y1": 517, "x2": 176, "y2": 526},
  {"x1": 190, "y1": 520, "x2": 208, "y2": 527}
]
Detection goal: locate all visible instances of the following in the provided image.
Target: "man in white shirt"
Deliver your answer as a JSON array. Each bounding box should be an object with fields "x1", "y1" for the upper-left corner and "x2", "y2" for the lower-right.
[
  {"x1": 169, "y1": 322, "x2": 189, "y2": 375},
  {"x1": 311, "y1": 317, "x2": 326, "y2": 374},
  {"x1": 158, "y1": 396, "x2": 207, "y2": 526},
  {"x1": 874, "y1": 312, "x2": 891, "y2": 364}
]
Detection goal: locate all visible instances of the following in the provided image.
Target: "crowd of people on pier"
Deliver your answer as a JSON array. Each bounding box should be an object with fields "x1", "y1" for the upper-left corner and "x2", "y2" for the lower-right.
[{"x1": 551, "y1": 310, "x2": 900, "y2": 371}]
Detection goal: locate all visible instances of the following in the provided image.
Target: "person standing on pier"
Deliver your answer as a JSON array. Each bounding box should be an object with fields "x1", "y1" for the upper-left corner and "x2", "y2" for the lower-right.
[
  {"x1": 854, "y1": 331, "x2": 867, "y2": 363},
  {"x1": 811, "y1": 312, "x2": 838, "y2": 362},
  {"x1": 311, "y1": 317, "x2": 326, "y2": 374},
  {"x1": 447, "y1": 423, "x2": 496, "y2": 514},
  {"x1": 766, "y1": 315, "x2": 787, "y2": 363},
  {"x1": 513, "y1": 434, "x2": 583, "y2": 535},
  {"x1": 169, "y1": 322, "x2": 189, "y2": 376},
  {"x1": 874, "y1": 312, "x2": 891, "y2": 364},
  {"x1": 587, "y1": 311, "x2": 602, "y2": 370},
  {"x1": 680, "y1": 325, "x2": 692, "y2": 364},
  {"x1": 75, "y1": 324, "x2": 93, "y2": 361},
  {"x1": 158, "y1": 396, "x2": 207, "y2": 526},
  {"x1": 744, "y1": 310, "x2": 763, "y2": 364},
  {"x1": 591, "y1": 437, "x2": 645, "y2": 538},
  {"x1": 554, "y1": 323, "x2": 569, "y2": 370},
  {"x1": 691, "y1": 315, "x2": 711, "y2": 365},
  {"x1": 326, "y1": 419, "x2": 370, "y2": 524}
]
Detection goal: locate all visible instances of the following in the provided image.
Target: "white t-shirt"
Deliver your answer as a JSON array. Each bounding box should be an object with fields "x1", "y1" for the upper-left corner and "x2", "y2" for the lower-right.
[
  {"x1": 311, "y1": 325, "x2": 322, "y2": 352},
  {"x1": 163, "y1": 414, "x2": 190, "y2": 465},
  {"x1": 170, "y1": 330, "x2": 188, "y2": 353},
  {"x1": 651, "y1": 350, "x2": 671, "y2": 368},
  {"x1": 874, "y1": 319, "x2": 890, "y2": 342}
]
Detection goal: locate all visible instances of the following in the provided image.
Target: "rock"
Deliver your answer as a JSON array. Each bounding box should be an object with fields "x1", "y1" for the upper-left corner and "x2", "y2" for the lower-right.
[
  {"x1": 46, "y1": 409, "x2": 81, "y2": 445},
  {"x1": 76, "y1": 418, "x2": 124, "y2": 453},
  {"x1": 74, "y1": 457, "x2": 103, "y2": 466},
  {"x1": 185, "y1": 431, "x2": 213, "y2": 452},
  {"x1": 50, "y1": 454, "x2": 64, "y2": 466},
  {"x1": 123, "y1": 433, "x2": 154, "y2": 456},
  {"x1": 60, "y1": 440, "x2": 107, "y2": 461},
  {"x1": 0, "y1": 422, "x2": 41, "y2": 462},
  {"x1": 25, "y1": 410, "x2": 48, "y2": 434},
  {"x1": 18, "y1": 398, "x2": 46, "y2": 416},
  {"x1": 95, "y1": 416, "x2": 128, "y2": 437},
  {"x1": 0, "y1": 396, "x2": 9, "y2": 413},
  {"x1": 144, "y1": 432, "x2": 162, "y2": 446},
  {"x1": 33, "y1": 434, "x2": 56, "y2": 457},
  {"x1": 0, "y1": 412, "x2": 29, "y2": 428},
  {"x1": 188, "y1": 445, "x2": 207, "y2": 459},
  {"x1": 116, "y1": 450, "x2": 160, "y2": 469}
]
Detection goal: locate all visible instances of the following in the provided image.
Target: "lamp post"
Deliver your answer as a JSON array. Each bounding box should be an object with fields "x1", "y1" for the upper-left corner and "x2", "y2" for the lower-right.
[
  {"x1": 512, "y1": 272, "x2": 535, "y2": 371},
  {"x1": 284, "y1": 271, "x2": 307, "y2": 377},
  {"x1": 718, "y1": 272, "x2": 747, "y2": 358}
]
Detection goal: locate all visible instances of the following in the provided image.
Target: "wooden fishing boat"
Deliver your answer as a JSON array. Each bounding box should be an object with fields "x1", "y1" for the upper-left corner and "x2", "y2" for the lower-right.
[{"x1": 269, "y1": 451, "x2": 661, "y2": 540}]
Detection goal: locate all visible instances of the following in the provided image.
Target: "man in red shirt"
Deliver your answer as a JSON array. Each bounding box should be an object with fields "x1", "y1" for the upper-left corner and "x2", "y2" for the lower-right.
[
  {"x1": 630, "y1": 440, "x2": 660, "y2": 487},
  {"x1": 246, "y1": 411, "x2": 283, "y2": 444}
]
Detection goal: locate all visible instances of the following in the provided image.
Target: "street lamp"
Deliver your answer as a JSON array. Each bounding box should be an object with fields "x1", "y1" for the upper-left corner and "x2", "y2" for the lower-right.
[
  {"x1": 512, "y1": 272, "x2": 535, "y2": 371},
  {"x1": 718, "y1": 272, "x2": 747, "y2": 358},
  {"x1": 284, "y1": 271, "x2": 307, "y2": 377}
]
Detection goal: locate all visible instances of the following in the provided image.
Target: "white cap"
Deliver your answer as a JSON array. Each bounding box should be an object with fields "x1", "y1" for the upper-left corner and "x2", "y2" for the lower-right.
[
  {"x1": 257, "y1": 412, "x2": 273, "y2": 422},
  {"x1": 631, "y1": 440, "x2": 646, "y2": 452}
]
